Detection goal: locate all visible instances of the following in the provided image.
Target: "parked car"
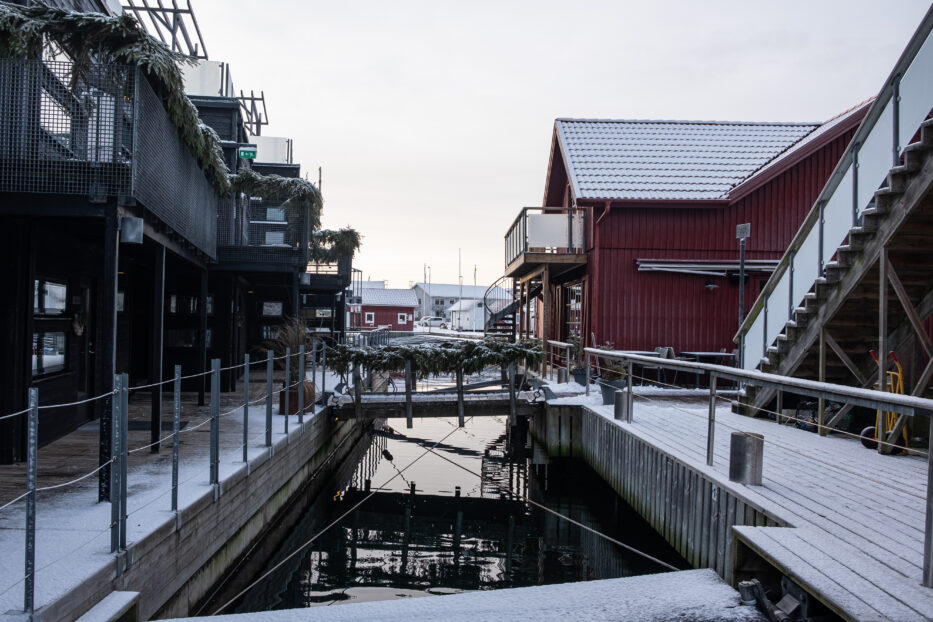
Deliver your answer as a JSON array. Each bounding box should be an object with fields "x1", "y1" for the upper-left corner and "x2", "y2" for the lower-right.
[{"x1": 419, "y1": 316, "x2": 446, "y2": 328}]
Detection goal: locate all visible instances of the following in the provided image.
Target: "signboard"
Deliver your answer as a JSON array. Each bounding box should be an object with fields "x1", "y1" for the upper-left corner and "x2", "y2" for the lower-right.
[
  {"x1": 736, "y1": 223, "x2": 751, "y2": 239},
  {"x1": 262, "y1": 301, "x2": 283, "y2": 317},
  {"x1": 315, "y1": 308, "x2": 332, "y2": 318},
  {"x1": 238, "y1": 146, "x2": 257, "y2": 159}
]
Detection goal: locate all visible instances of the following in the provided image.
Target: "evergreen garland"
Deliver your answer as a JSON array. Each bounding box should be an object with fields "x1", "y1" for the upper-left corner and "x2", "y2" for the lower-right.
[
  {"x1": 0, "y1": 2, "x2": 231, "y2": 194},
  {"x1": 230, "y1": 168, "x2": 323, "y2": 239},
  {"x1": 310, "y1": 228, "x2": 362, "y2": 262},
  {"x1": 327, "y1": 339, "x2": 542, "y2": 378}
]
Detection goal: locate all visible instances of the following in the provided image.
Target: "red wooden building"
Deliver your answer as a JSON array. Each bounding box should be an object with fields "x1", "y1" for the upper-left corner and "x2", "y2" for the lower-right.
[
  {"x1": 503, "y1": 103, "x2": 870, "y2": 356},
  {"x1": 358, "y1": 288, "x2": 418, "y2": 330}
]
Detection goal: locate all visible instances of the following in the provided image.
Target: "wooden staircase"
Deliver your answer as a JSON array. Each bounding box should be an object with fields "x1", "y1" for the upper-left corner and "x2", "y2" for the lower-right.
[{"x1": 740, "y1": 119, "x2": 933, "y2": 419}]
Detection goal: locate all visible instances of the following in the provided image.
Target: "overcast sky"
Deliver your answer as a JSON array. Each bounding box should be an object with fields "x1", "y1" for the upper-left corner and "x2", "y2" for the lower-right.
[{"x1": 191, "y1": 0, "x2": 929, "y2": 289}]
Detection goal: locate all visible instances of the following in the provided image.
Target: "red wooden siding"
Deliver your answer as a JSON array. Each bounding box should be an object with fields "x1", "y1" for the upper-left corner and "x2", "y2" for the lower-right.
[
  {"x1": 361, "y1": 305, "x2": 415, "y2": 330},
  {"x1": 580, "y1": 126, "x2": 855, "y2": 354}
]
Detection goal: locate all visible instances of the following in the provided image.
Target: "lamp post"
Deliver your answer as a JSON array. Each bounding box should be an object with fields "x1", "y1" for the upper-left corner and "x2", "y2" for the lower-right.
[{"x1": 736, "y1": 223, "x2": 751, "y2": 370}]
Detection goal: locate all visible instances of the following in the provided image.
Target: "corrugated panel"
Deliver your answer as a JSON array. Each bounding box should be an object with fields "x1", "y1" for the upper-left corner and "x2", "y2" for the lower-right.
[{"x1": 587, "y1": 128, "x2": 855, "y2": 352}]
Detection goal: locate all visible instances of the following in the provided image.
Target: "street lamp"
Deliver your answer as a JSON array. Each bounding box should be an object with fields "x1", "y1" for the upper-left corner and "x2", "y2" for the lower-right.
[{"x1": 736, "y1": 223, "x2": 751, "y2": 369}]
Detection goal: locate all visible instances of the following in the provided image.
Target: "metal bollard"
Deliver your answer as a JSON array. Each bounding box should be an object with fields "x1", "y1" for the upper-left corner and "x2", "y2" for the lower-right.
[
  {"x1": 210, "y1": 358, "x2": 220, "y2": 486},
  {"x1": 265, "y1": 350, "x2": 273, "y2": 448},
  {"x1": 508, "y1": 362, "x2": 517, "y2": 425},
  {"x1": 172, "y1": 365, "x2": 181, "y2": 510},
  {"x1": 585, "y1": 353, "x2": 591, "y2": 396},
  {"x1": 242, "y1": 354, "x2": 249, "y2": 463},
  {"x1": 284, "y1": 346, "x2": 291, "y2": 434},
  {"x1": 614, "y1": 390, "x2": 625, "y2": 421},
  {"x1": 405, "y1": 358, "x2": 413, "y2": 429},
  {"x1": 24, "y1": 387, "x2": 38, "y2": 615},
  {"x1": 456, "y1": 368, "x2": 465, "y2": 427},
  {"x1": 298, "y1": 344, "x2": 305, "y2": 426},
  {"x1": 707, "y1": 374, "x2": 717, "y2": 467},
  {"x1": 557, "y1": 368, "x2": 569, "y2": 384},
  {"x1": 119, "y1": 373, "x2": 128, "y2": 551},
  {"x1": 110, "y1": 373, "x2": 122, "y2": 554},
  {"x1": 729, "y1": 432, "x2": 764, "y2": 486}
]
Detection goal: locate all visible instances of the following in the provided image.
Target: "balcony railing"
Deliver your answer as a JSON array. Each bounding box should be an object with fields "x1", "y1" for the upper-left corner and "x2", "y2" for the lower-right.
[
  {"x1": 504, "y1": 206, "x2": 586, "y2": 269},
  {"x1": 0, "y1": 58, "x2": 218, "y2": 258},
  {"x1": 216, "y1": 195, "x2": 309, "y2": 268}
]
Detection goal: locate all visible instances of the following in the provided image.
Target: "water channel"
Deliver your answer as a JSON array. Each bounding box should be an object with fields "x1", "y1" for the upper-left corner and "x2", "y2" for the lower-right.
[{"x1": 205, "y1": 414, "x2": 687, "y2": 613}]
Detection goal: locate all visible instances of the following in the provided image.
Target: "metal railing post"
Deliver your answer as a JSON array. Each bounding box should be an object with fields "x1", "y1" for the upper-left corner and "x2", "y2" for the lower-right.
[
  {"x1": 893, "y1": 74, "x2": 901, "y2": 165},
  {"x1": 456, "y1": 368, "x2": 465, "y2": 427},
  {"x1": 565, "y1": 345, "x2": 571, "y2": 377},
  {"x1": 852, "y1": 146, "x2": 860, "y2": 226},
  {"x1": 548, "y1": 345, "x2": 553, "y2": 381},
  {"x1": 924, "y1": 414, "x2": 933, "y2": 587},
  {"x1": 626, "y1": 361, "x2": 634, "y2": 423},
  {"x1": 321, "y1": 345, "x2": 327, "y2": 397},
  {"x1": 298, "y1": 345, "x2": 305, "y2": 426},
  {"x1": 707, "y1": 374, "x2": 717, "y2": 467},
  {"x1": 284, "y1": 347, "x2": 291, "y2": 434},
  {"x1": 508, "y1": 362, "x2": 517, "y2": 424},
  {"x1": 172, "y1": 365, "x2": 181, "y2": 511},
  {"x1": 353, "y1": 362, "x2": 362, "y2": 421},
  {"x1": 265, "y1": 350, "x2": 273, "y2": 448},
  {"x1": 585, "y1": 352, "x2": 591, "y2": 396},
  {"x1": 405, "y1": 358, "x2": 413, "y2": 429},
  {"x1": 24, "y1": 387, "x2": 38, "y2": 616},
  {"x1": 242, "y1": 354, "x2": 249, "y2": 463},
  {"x1": 110, "y1": 374, "x2": 122, "y2": 553},
  {"x1": 788, "y1": 251, "x2": 795, "y2": 320},
  {"x1": 818, "y1": 201, "x2": 825, "y2": 276},
  {"x1": 210, "y1": 358, "x2": 220, "y2": 487},
  {"x1": 119, "y1": 373, "x2": 128, "y2": 551}
]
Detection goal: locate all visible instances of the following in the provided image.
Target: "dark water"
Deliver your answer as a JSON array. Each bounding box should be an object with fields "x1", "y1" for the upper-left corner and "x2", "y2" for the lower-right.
[{"x1": 215, "y1": 415, "x2": 686, "y2": 613}]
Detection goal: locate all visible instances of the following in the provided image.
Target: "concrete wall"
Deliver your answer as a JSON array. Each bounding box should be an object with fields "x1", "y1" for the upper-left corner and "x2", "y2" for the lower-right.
[
  {"x1": 530, "y1": 405, "x2": 784, "y2": 585},
  {"x1": 37, "y1": 410, "x2": 365, "y2": 622}
]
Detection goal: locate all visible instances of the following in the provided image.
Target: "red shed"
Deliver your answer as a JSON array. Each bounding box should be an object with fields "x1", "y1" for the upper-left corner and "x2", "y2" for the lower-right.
[
  {"x1": 360, "y1": 288, "x2": 418, "y2": 330},
  {"x1": 503, "y1": 103, "x2": 870, "y2": 357}
]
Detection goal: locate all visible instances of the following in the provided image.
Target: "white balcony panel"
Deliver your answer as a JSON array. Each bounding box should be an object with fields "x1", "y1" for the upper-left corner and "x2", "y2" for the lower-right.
[
  {"x1": 899, "y1": 30, "x2": 933, "y2": 152},
  {"x1": 744, "y1": 316, "x2": 765, "y2": 371},
  {"x1": 527, "y1": 214, "x2": 571, "y2": 248},
  {"x1": 182, "y1": 60, "x2": 233, "y2": 97},
  {"x1": 766, "y1": 271, "x2": 790, "y2": 348},
  {"x1": 856, "y1": 99, "x2": 894, "y2": 212},
  {"x1": 254, "y1": 136, "x2": 293, "y2": 164},
  {"x1": 792, "y1": 228, "x2": 821, "y2": 312},
  {"x1": 821, "y1": 165, "x2": 854, "y2": 268}
]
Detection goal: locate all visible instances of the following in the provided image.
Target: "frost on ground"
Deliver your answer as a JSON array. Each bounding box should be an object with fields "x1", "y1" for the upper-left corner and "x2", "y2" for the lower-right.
[{"x1": 167, "y1": 569, "x2": 764, "y2": 622}]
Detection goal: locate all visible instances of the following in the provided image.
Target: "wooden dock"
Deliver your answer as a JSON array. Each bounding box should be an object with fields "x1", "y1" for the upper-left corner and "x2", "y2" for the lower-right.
[
  {"x1": 332, "y1": 391, "x2": 541, "y2": 419},
  {"x1": 536, "y1": 393, "x2": 933, "y2": 621}
]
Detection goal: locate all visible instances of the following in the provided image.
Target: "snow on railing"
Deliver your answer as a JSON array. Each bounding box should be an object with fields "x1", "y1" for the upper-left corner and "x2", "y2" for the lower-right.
[{"x1": 737, "y1": 9, "x2": 933, "y2": 371}]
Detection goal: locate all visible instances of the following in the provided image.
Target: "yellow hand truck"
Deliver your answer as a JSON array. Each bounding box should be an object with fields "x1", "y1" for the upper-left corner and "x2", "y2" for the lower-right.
[{"x1": 859, "y1": 350, "x2": 909, "y2": 454}]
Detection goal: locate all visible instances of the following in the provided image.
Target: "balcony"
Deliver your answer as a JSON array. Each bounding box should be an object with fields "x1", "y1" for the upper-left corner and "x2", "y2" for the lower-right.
[
  {"x1": 504, "y1": 207, "x2": 587, "y2": 278},
  {"x1": 301, "y1": 255, "x2": 353, "y2": 292},
  {"x1": 0, "y1": 58, "x2": 218, "y2": 258},
  {"x1": 216, "y1": 196, "x2": 309, "y2": 271}
]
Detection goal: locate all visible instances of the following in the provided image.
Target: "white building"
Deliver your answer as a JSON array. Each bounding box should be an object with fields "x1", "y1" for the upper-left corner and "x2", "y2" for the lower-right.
[
  {"x1": 412, "y1": 282, "x2": 509, "y2": 320},
  {"x1": 447, "y1": 299, "x2": 486, "y2": 332}
]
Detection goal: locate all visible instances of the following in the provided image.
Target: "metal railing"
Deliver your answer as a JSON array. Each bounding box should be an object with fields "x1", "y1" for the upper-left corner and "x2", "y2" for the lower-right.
[
  {"x1": 582, "y1": 346, "x2": 933, "y2": 587},
  {"x1": 217, "y1": 194, "x2": 309, "y2": 267},
  {"x1": 545, "y1": 339, "x2": 573, "y2": 381},
  {"x1": 0, "y1": 58, "x2": 219, "y2": 258},
  {"x1": 737, "y1": 8, "x2": 933, "y2": 370},
  {"x1": 504, "y1": 206, "x2": 587, "y2": 268}
]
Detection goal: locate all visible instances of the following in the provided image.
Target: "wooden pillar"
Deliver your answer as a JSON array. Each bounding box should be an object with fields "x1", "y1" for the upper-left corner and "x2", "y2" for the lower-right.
[
  {"x1": 525, "y1": 279, "x2": 531, "y2": 340},
  {"x1": 818, "y1": 328, "x2": 826, "y2": 436},
  {"x1": 542, "y1": 265, "x2": 550, "y2": 375},
  {"x1": 198, "y1": 269, "x2": 208, "y2": 407},
  {"x1": 149, "y1": 245, "x2": 165, "y2": 451},
  {"x1": 99, "y1": 207, "x2": 120, "y2": 501},
  {"x1": 0, "y1": 221, "x2": 30, "y2": 464},
  {"x1": 878, "y1": 249, "x2": 888, "y2": 453}
]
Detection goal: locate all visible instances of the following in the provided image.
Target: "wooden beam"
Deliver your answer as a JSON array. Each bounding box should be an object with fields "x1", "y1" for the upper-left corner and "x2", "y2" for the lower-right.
[
  {"x1": 887, "y1": 259, "x2": 933, "y2": 358},
  {"x1": 819, "y1": 328, "x2": 827, "y2": 436},
  {"x1": 878, "y1": 249, "x2": 889, "y2": 454},
  {"x1": 824, "y1": 331, "x2": 868, "y2": 386}
]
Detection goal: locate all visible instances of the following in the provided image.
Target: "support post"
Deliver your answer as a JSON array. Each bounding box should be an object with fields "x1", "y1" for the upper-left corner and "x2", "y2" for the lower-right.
[
  {"x1": 924, "y1": 415, "x2": 933, "y2": 587},
  {"x1": 110, "y1": 373, "x2": 122, "y2": 553},
  {"x1": 585, "y1": 352, "x2": 591, "y2": 396},
  {"x1": 738, "y1": 237, "x2": 746, "y2": 328},
  {"x1": 210, "y1": 358, "x2": 220, "y2": 486},
  {"x1": 298, "y1": 345, "x2": 305, "y2": 425},
  {"x1": 707, "y1": 374, "x2": 717, "y2": 466},
  {"x1": 242, "y1": 354, "x2": 249, "y2": 463},
  {"x1": 284, "y1": 347, "x2": 291, "y2": 433},
  {"x1": 819, "y1": 328, "x2": 827, "y2": 436},
  {"x1": 405, "y1": 358, "x2": 413, "y2": 429},
  {"x1": 119, "y1": 373, "x2": 128, "y2": 551},
  {"x1": 542, "y1": 266, "x2": 550, "y2": 376},
  {"x1": 626, "y1": 361, "x2": 634, "y2": 422},
  {"x1": 150, "y1": 244, "x2": 165, "y2": 452},
  {"x1": 776, "y1": 388, "x2": 784, "y2": 425},
  {"x1": 99, "y1": 208, "x2": 120, "y2": 501},
  {"x1": 24, "y1": 387, "x2": 37, "y2": 615},
  {"x1": 172, "y1": 365, "x2": 180, "y2": 511},
  {"x1": 198, "y1": 269, "x2": 208, "y2": 406},
  {"x1": 321, "y1": 345, "x2": 327, "y2": 397},
  {"x1": 508, "y1": 362, "x2": 517, "y2": 425},
  {"x1": 265, "y1": 350, "x2": 273, "y2": 448},
  {"x1": 457, "y1": 368, "x2": 465, "y2": 428},
  {"x1": 353, "y1": 362, "x2": 362, "y2": 421},
  {"x1": 878, "y1": 249, "x2": 889, "y2": 453}
]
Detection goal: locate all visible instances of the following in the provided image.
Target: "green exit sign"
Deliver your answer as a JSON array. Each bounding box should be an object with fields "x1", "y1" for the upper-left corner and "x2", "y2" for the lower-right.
[{"x1": 238, "y1": 147, "x2": 257, "y2": 159}]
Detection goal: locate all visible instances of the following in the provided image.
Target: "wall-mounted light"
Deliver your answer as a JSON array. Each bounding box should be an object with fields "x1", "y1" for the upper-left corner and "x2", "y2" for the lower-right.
[{"x1": 705, "y1": 280, "x2": 718, "y2": 290}]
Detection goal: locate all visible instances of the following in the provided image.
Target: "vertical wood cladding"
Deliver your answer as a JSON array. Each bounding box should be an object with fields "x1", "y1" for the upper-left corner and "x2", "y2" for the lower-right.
[{"x1": 586, "y1": 128, "x2": 854, "y2": 353}]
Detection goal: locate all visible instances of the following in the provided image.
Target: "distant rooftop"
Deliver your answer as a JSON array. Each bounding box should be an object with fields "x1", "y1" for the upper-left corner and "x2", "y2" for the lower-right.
[
  {"x1": 556, "y1": 118, "x2": 826, "y2": 201},
  {"x1": 361, "y1": 288, "x2": 419, "y2": 307},
  {"x1": 414, "y1": 283, "x2": 499, "y2": 298}
]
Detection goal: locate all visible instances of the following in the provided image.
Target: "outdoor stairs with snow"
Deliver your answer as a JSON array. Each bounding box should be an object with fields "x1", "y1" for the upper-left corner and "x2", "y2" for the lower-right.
[{"x1": 739, "y1": 117, "x2": 933, "y2": 424}]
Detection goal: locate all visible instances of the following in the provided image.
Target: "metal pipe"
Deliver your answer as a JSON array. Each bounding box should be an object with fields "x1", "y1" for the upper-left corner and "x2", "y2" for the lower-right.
[
  {"x1": 24, "y1": 387, "x2": 37, "y2": 615},
  {"x1": 284, "y1": 347, "x2": 291, "y2": 434},
  {"x1": 508, "y1": 362, "x2": 517, "y2": 424},
  {"x1": 265, "y1": 350, "x2": 273, "y2": 448},
  {"x1": 585, "y1": 352, "x2": 591, "y2": 396},
  {"x1": 110, "y1": 374, "x2": 122, "y2": 553},
  {"x1": 457, "y1": 368, "x2": 465, "y2": 427},
  {"x1": 626, "y1": 361, "x2": 634, "y2": 422},
  {"x1": 119, "y1": 373, "x2": 128, "y2": 551},
  {"x1": 210, "y1": 358, "x2": 220, "y2": 486},
  {"x1": 298, "y1": 345, "x2": 305, "y2": 426},
  {"x1": 707, "y1": 375, "x2": 717, "y2": 467},
  {"x1": 405, "y1": 359, "x2": 413, "y2": 429}
]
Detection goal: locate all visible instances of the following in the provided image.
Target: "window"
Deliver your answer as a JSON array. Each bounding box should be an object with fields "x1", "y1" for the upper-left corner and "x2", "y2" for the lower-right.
[
  {"x1": 264, "y1": 231, "x2": 285, "y2": 245},
  {"x1": 166, "y1": 329, "x2": 197, "y2": 348},
  {"x1": 266, "y1": 207, "x2": 286, "y2": 222},
  {"x1": 262, "y1": 301, "x2": 283, "y2": 317},
  {"x1": 34, "y1": 280, "x2": 67, "y2": 315},
  {"x1": 398, "y1": 313, "x2": 407, "y2": 324},
  {"x1": 32, "y1": 332, "x2": 66, "y2": 375},
  {"x1": 365, "y1": 312, "x2": 374, "y2": 324},
  {"x1": 449, "y1": 299, "x2": 455, "y2": 305},
  {"x1": 261, "y1": 325, "x2": 279, "y2": 340}
]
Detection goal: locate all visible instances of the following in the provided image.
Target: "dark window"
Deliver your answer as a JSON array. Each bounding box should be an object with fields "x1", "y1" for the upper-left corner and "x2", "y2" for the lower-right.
[
  {"x1": 34, "y1": 279, "x2": 67, "y2": 315},
  {"x1": 32, "y1": 331, "x2": 66, "y2": 375}
]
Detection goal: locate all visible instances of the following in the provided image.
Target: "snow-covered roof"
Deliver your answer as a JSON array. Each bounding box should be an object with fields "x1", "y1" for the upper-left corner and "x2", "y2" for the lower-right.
[
  {"x1": 360, "y1": 280, "x2": 387, "y2": 289},
  {"x1": 413, "y1": 283, "x2": 505, "y2": 299},
  {"x1": 448, "y1": 299, "x2": 484, "y2": 312},
  {"x1": 361, "y1": 288, "x2": 418, "y2": 308},
  {"x1": 555, "y1": 118, "x2": 820, "y2": 201}
]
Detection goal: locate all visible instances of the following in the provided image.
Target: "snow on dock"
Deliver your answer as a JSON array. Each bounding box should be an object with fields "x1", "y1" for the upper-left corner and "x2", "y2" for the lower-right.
[
  {"x1": 551, "y1": 389, "x2": 933, "y2": 621},
  {"x1": 166, "y1": 569, "x2": 764, "y2": 622}
]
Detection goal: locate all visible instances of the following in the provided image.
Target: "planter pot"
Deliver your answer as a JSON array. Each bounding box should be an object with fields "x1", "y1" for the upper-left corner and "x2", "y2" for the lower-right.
[
  {"x1": 571, "y1": 368, "x2": 587, "y2": 386},
  {"x1": 279, "y1": 381, "x2": 316, "y2": 415},
  {"x1": 600, "y1": 379, "x2": 627, "y2": 405}
]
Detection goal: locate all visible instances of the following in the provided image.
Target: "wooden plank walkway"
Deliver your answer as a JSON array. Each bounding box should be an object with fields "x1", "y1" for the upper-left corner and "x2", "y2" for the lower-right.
[{"x1": 568, "y1": 391, "x2": 933, "y2": 621}]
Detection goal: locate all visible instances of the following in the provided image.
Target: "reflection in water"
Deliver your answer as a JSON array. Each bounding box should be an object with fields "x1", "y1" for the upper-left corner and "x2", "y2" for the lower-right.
[{"x1": 226, "y1": 416, "x2": 685, "y2": 613}]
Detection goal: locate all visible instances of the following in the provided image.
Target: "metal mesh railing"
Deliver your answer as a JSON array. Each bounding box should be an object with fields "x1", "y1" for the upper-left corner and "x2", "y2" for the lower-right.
[
  {"x1": 0, "y1": 59, "x2": 134, "y2": 198},
  {"x1": 217, "y1": 194, "x2": 307, "y2": 266},
  {"x1": 134, "y1": 72, "x2": 217, "y2": 259}
]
